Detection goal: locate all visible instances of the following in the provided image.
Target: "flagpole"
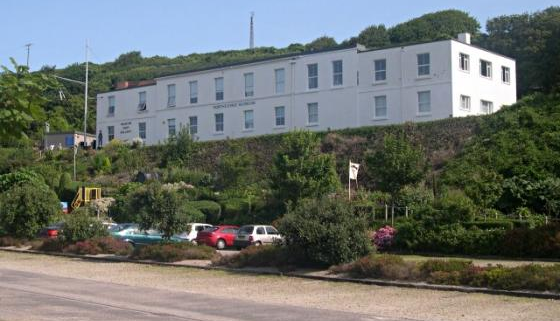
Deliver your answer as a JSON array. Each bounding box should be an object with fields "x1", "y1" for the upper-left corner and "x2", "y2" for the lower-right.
[{"x1": 348, "y1": 160, "x2": 351, "y2": 201}]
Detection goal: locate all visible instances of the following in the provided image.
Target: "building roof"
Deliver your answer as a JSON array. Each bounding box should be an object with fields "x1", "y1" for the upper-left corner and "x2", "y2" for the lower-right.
[{"x1": 45, "y1": 131, "x2": 96, "y2": 138}]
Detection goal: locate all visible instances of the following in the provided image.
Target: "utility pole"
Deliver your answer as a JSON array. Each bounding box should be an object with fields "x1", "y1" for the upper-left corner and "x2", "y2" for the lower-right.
[
  {"x1": 24, "y1": 43, "x2": 32, "y2": 68},
  {"x1": 83, "y1": 39, "x2": 89, "y2": 148},
  {"x1": 249, "y1": 12, "x2": 254, "y2": 49}
]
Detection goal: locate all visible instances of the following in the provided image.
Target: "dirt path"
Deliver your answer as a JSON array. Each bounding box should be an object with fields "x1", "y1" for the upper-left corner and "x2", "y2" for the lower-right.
[{"x1": 1, "y1": 251, "x2": 558, "y2": 321}]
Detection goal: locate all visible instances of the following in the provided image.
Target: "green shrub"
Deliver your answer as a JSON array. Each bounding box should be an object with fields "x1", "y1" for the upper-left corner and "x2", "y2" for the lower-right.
[
  {"x1": 473, "y1": 265, "x2": 560, "y2": 292},
  {"x1": 0, "y1": 181, "x2": 62, "y2": 239},
  {"x1": 189, "y1": 200, "x2": 222, "y2": 223},
  {"x1": 435, "y1": 189, "x2": 477, "y2": 223},
  {"x1": 163, "y1": 167, "x2": 212, "y2": 186},
  {"x1": 63, "y1": 240, "x2": 102, "y2": 255},
  {"x1": 35, "y1": 238, "x2": 65, "y2": 252},
  {"x1": 91, "y1": 236, "x2": 133, "y2": 256},
  {"x1": 0, "y1": 169, "x2": 45, "y2": 193},
  {"x1": 419, "y1": 259, "x2": 473, "y2": 277},
  {"x1": 62, "y1": 209, "x2": 108, "y2": 243},
  {"x1": 91, "y1": 154, "x2": 111, "y2": 174},
  {"x1": 278, "y1": 196, "x2": 372, "y2": 266},
  {"x1": 462, "y1": 220, "x2": 514, "y2": 230},
  {"x1": 0, "y1": 236, "x2": 23, "y2": 247},
  {"x1": 131, "y1": 242, "x2": 216, "y2": 262},
  {"x1": 500, "y1": 224, "x2": 560, "y2": 258}
]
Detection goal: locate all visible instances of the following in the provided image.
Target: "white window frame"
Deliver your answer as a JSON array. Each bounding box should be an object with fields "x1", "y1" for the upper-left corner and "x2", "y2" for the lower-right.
[
  {"x1": 167, "y1": 118, "x2": 176, "y2": 137},
  {"x1": 417, "y1": 53, "x2": 430, "y2": 77},
  {"x1": 275, "y1": 106, "x2": 285, "y2": 127},
  {"x1": 107, "y1": 126, "x2": 114, "y2": 141},
  {"x1": 307, "y1": 102, "x2": 319, "y2": 125},
  {"x1": 374, "y1": 59, "x2": 387, "y2": 82},
  {"x1": 244, "y1": 110, "x2": 254, "y2": 130},
  {"x1": 460, "y1": 95, "x2": 471, "y2": 111},
  {"x1": 480, "y1": 100, "x2": 494, "y2": 114},
  {"x1": 188, "y1": 116, "x2": 198, "y2": 135},
  {"x1": 138, "y1": 122, "x2": 146, "y2": 139},
  {"x1": 167, "y1": 84, "x2": 176, "y2": 107},
  {"x1": 108, "y1": 96, "x2": 115, "y2": 116},
  {"x1": 275, "y1": 68, "x2": 285, "y2": 94},
  {"x1": 502, "y1": 66, "x2": 511, "y2": 84},
  {"x1": 189, "y1": 81, "x2": 198, "y2": 104},
  {"x1": 480, "y1": 60, "x2": 492, "y2": 79},
  {"x1": 418, "y1": 91, "x2": 431, "y2": 114},
  {"x1": 374, "y1": 95, "x2": 387, "y2": 119},
  {"x1": 138, "y1": 91, "x2": 147, "y2": 111},
  {"x1": 307, "y1": 63, "x2": 318, "y2": 89},
  {"x1": 459, "y1": 53, "x2": 470, "y2": 72},
  {"x1": 214, "y1": 113, "x2": 224, "y2": 133},
  {"x1": 215, "y1": 77, "x2": 224, "y2": 101},
  {"x1": 332, "y1": 60, "x2": 343, "y2": 86}
]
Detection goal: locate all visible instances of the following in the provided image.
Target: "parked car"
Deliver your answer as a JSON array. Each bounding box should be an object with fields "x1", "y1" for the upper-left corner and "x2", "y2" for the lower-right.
[
  {"x1": 233, "y1": 225, "x2": 283, "y2": 249},
  {"x1": 113, "y1": 228, "x2": 183, "y2": 247},
  {"x1": 195, "y1": 225, "x2": 239, "y2": 249},
  {"x1": 37, "y1": 222, "x2": 65, "y2": 238},
  {"x1": 109, "y1": 223, "x2": 139, "y2": 237},
  {"x1": 178, "y1": 223, "x2": 213, "y2": 243},
  {"x1": 102, "y1": 222, "x2": 117, "y2": 230}
]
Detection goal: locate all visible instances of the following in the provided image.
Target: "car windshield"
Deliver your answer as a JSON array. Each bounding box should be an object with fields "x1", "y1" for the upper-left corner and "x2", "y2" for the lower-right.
[{"x1": 238, "y1": 226, "x2": 254, "y2": 235}]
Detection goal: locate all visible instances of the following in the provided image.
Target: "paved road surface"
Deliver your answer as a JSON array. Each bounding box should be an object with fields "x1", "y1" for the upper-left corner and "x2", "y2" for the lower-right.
[{"x1": 0, "y1": 268, "x2": 409, "y2": 321}]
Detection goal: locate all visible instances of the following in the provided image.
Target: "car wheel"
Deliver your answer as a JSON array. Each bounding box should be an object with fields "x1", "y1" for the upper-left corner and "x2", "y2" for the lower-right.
[
  {"x1": 216, "y1": 239, "x2": 226, "y2": 250},
  {"x1": 254, "y1": 241, "x2": 262, "y2": 247},
  {"x1": 191, "y1": 240, "x2": 198, "y2": 245}
]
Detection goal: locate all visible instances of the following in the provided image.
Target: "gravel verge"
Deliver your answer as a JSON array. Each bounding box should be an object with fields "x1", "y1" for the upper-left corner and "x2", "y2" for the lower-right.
[{"x1": 1, "y1": 250, "x2": 559, "y2": 321}]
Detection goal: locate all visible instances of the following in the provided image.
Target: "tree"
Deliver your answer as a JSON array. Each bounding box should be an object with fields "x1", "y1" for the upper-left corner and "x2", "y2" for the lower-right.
[
  {"x1": 357, "y1": 25, "x2": 390, "y2": 48},
  {"x1": 278, "y1": 196, "x2": 372, "y2": 266},
  {"x1": 366, "y1": 133, "x2": 427, "y2": 197},
  {"x1": 62, "y1": 208, "x2": 108, "y2": 243},
  {"x1": 388, "y1": 10, "x2": 480, "y2": 44},
  {"x1": 481, "y1": 7, "x2": 560, "y2": 95},
  {"x1": 305, "y1": 36, "x2": 338, "y2": 51},
  {"x1": 0, "y1": 59, "x2": 58, "y2": 141},
  {"x1": 137, "y1": 183, "x2": 193, "y2": 239},
  {"x1": 271, "y1": 130, "x2": 340, "y2": 205},
  {"x1": 163, "y1": 127, "x2": 198, "y2": 166},
  {"x1": 215, "y1": 150, "x2": 254, "y2": 190},
  {"x1": 0, "y1": 181, "x2": 61, "y2": 238}
]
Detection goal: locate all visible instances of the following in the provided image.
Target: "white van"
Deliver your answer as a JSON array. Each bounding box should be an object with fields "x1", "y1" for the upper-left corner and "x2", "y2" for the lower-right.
[{"x1": 179, "y1": 223, "x2": 213, "y2": 243}]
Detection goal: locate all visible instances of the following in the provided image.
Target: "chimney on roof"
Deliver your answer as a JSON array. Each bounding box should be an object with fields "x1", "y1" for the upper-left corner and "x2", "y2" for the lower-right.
[{"x1": 457, "y1": 33, "x2": 471, "y2": 45}]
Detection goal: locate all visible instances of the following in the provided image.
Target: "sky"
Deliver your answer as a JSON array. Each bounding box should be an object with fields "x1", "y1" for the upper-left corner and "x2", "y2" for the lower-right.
[{"x1": 1, "y1": 0, "x2": 558, "y2": 71}]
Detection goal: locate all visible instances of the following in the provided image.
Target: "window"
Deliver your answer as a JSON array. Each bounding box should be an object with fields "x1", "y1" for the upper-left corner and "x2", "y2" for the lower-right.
[
  {"x1": 188, "y1": 116, "x2": 198, "y2": 135},
  {"x1": 502, "y1": 66, "x2": 511, "y2": 84},
  {"x1": 108, "y1": 96, "x2": 115, "y2": 115},
  {"x1": 307, "y1": 102, "x2": 319, "y2": 124},
  {"x1": 460, "y1": 95, "x2": 471, "y2": 111},
  {"x1": 332, "y1": 60, "x2": 343, "y2": 86},
  {"x1": 480, "y1": 100, "x2": 494, "y2": 114},
  {"x1": 275, "y1": 106, "x2": 285, "y2": 127},
  {"x1": 256, "y1": 227, "x2": 265, "y2": 235},
  {"x1": 189, "y1": 81, "x2": 198, "y2": 104},
  {"x1": 138, "y1": 122, "x2": 146, "y2": 139},
  {"x1": 215, "y1": 77, "x2": 224, "y2": 101},
  {"x1": 214, "y1": 113, "x2": 224, "y2": 132},
  {"x1": 265, "y1": 226, "x2": 279, "y2": 235},
  {"x1": 167, "y1": 118, "x2": 176, "y2": 137},
  {"x1": 418, "y1": 91, "x2": 431, "y2": 113},
  {"x1": 417, "y1": 53, "x2": 430, "y2": 76},
  {"x1": 167, "y1": 84, "x2": 176, "y2": 107},
  {"x1": 243, "y1": 110, "x2": 254, "y2": 130},
  {"x1": 459, "y1": 53, "x2": 470, "y2": 71},
  {"x1": 275, "y1": 68, "x2": 285, "y2": 93},
  {"x1": 374, "y1": 95, "x2": 387, "y2": 118},
  {"x1": 244, "y1": 73, "x2": 254, "y2": 97},
  {"x1": 308, "y1": 63, "x2": 318, "y2": 89},
  {"x1": 374, "y1": 59, "x2": 387, "y2": 82},
  {"x1": 107, "y1": 126, "x2": 114, "y2": 141},
  {"x1": 480, "y1": 60, "x2": 492, "y2": 78},
  {"x1": 138, "y1": 91, "x2": 147, "y2": 110}
]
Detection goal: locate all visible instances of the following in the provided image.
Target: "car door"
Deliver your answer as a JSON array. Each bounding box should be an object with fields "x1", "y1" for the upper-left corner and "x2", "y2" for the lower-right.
[
  {"x1": 255, "y1": 226, "x2": 267, "y2": 244},
  {"x1": 265, "y1": 226, "x2": 280, "y2": 244},
  {"x1": 223, "y1": 228, "x2": 239, "y2": 246}
]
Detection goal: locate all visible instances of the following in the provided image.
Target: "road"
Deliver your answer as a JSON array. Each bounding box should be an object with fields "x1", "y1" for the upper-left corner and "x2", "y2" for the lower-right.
[{"x1": 0, "y1": 268, "x2": 406, "y2": 321}]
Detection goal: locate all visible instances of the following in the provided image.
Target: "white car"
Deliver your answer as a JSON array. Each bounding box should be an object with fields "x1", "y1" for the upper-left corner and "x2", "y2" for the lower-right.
[
  {"x1": 179, "y1": 223, "x2": 213, "y2": 243},
  {"x1": 233, "y1": 225, "x2": 283, "y2": 249}
]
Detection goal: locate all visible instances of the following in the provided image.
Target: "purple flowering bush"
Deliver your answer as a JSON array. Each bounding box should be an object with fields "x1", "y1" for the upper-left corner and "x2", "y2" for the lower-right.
[{"x1": 373, "y1": 226, "x2": 397, "y2": 251}]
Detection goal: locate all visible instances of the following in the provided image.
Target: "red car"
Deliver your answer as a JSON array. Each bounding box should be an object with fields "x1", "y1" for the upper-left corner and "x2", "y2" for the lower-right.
[{"x1": 195, "y1": 225, "x2": 239, "y2": 249}]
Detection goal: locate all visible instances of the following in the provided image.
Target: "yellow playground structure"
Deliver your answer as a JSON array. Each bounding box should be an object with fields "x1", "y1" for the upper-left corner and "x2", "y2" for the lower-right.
[{"x1": 71, "y1": 187, "x2": 102, "y2": 211}]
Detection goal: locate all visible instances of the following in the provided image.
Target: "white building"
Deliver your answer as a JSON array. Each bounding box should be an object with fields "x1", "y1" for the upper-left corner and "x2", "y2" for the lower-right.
[{"x1": 96, "y1": 33, "x2": 516, "y2": 146}]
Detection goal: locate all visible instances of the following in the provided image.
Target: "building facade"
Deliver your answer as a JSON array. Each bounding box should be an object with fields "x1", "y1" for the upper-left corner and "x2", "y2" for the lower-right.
[{"x1": 96, "y1": 34, "x2": 516, "y2": 146}]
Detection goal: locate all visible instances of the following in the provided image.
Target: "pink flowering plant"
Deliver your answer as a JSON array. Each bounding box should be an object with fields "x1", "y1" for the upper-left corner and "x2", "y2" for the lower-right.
[{"x1": 373, "y1": 225, "x2": 397, "y2": 251}]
